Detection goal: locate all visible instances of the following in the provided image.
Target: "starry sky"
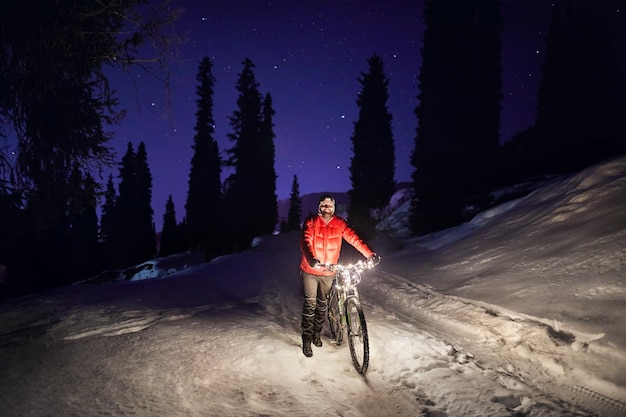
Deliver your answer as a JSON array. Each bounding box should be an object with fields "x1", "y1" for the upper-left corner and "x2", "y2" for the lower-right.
[{"x1": 107, "y1": 0, "x2": 553, "y2": 230}]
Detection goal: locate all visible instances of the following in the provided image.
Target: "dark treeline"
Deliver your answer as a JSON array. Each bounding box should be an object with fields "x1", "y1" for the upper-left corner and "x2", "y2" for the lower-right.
[
  {"x1": 348, "y1": 54, "x2": 397, "y2": 239},
  {"x1": 103, "y1": 142, "x2": 157, "y2": 269},
  {"x1": 178, "y1": 57, "x2": 279, "y2": 258},
  {"x1": 0, "y1": 52, "x2": 281, "y2": 297},
  {"x1": 0, "y1": 0, "x2": 180, "y2": 297},
  {"x1": 2, "y1": 0, "x2": 626, "y2": 298},
  {"x1": 221, "y1": 59, "x2": 278, "y2": 252},
  {"x1": 499, "y1": 0, "x2": 626, "y2": 181},
  {"x1": 409, "y1": 0, "x2": 626, "y2": 235}
]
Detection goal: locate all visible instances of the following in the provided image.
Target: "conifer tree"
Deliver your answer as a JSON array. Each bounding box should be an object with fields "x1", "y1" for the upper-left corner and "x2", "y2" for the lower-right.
[
  {"x1": 0, "y1": 189, "x2": 27, "y2": 298},
  {"x1": 113, "y1": 143, "x2": 137, "y2": 268},
  {"x1": 159, "y1": 195, "x2": 186, "y2": 257},
  {"x1": 186, "y1": 57, "x2": 222, "y2": 257},
  {"x1": 410, "y1": 0, "x2": 502, "y2": 235},
  {"x1": 256, "y1": 93, "x2": 279, "y2": 235},
  {"x1": 99, "y1": 174, "x2": 118, "y2": 268},
  {"x1": 348, "y1": 54, "x2": 396, "y2": 238},
  {"x1": 223, "y1": 58, "x2": 276, "y2": 250},
  {"x1": 468, "y1": 0, "x2": 502, "y2": 195},
  {"x1": 135, "y1": 142, "x2": 156, "y2": 262},
  {"x1": 283, "y1": 175, "x2": 303, "y2": 232},
  {"x1": 112, "y1": 141, "x2": 156, "y2": 267}
]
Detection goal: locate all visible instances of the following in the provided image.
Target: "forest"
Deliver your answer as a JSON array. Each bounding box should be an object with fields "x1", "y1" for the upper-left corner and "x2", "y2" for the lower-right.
[{"x1": 1, "y1": 0, "x2": 625, "y2": 298}]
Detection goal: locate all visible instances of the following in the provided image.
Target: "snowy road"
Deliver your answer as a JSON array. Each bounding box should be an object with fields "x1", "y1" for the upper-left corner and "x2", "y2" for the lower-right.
[{"x1": 0, "y1": 231, "x2": 623, "y2": 416}]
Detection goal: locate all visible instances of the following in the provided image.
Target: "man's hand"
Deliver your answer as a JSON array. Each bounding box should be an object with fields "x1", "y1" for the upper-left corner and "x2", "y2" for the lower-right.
[
  {"x1": 367, "y1": 254, "x2": 381, "y2": 267},
  {"x1": 310, "y1": 258, "x2": 321, "y2": 268}
]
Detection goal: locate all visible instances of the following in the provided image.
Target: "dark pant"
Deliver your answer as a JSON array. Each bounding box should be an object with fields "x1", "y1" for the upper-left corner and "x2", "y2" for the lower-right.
[{"x1": 300, "y1": 270, "x2": 334, "y2": 341}]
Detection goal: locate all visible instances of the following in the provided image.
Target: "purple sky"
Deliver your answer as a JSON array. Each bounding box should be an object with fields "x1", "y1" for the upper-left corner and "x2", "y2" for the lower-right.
[{"x1": 106, "y1": 0, "x2": 552, "y2": 230}]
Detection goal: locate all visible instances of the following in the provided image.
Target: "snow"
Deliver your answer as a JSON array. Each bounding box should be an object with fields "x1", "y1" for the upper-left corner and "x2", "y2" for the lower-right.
[{"x1": 1, "y1": 156, "x2": 625, "y2": 416}]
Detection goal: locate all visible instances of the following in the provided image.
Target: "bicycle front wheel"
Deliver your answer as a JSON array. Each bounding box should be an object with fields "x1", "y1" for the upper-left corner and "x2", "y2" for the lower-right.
[
  {"x1": 327, "y1": 289, "x2": 343, "y2": 345},
  {"x1": 345, "y1": 297, "x2": 369, "y2": 374}
]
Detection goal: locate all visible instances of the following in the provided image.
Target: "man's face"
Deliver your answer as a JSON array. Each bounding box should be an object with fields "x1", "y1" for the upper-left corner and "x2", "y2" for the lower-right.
[{"x1": 319, "y1": 198, "x2": 335, "y2": 215}]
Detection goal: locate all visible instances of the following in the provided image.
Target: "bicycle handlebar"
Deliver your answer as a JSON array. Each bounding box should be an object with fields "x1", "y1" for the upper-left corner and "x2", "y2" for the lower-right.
[{"x1": 315, "y1": 259, "x2": 377, "y2": 273}]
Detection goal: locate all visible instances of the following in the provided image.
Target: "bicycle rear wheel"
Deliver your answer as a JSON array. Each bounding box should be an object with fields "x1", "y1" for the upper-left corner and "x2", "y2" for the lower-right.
[
  {"x1": 327, "y1": 289, "x2": 343, "y2": 345},
  {"x1": 346, "y1": 297, "x2": 369, "y2": 374}
]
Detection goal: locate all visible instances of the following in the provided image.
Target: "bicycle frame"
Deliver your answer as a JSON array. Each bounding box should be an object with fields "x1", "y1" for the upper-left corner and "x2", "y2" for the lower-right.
[{"x1": 329, "y1": 264, "x2": 361, "y2": 332}]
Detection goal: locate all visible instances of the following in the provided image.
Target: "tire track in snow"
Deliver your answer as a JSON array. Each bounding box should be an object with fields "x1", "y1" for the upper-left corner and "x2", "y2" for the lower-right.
[{"x1": 363, "y1": 268, "x2": 626, "y2": 416}]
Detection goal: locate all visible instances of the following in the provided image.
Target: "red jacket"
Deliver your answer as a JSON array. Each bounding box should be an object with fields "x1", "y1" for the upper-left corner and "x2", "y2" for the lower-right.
[{"x1": 300, "y1": 214, "x2": 375, "y2": 276}]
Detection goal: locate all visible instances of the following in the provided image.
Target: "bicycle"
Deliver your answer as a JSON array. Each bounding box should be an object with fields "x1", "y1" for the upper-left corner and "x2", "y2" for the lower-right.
[{"x1": 320, "y1": 259, "x2": 377, "y2": 374}]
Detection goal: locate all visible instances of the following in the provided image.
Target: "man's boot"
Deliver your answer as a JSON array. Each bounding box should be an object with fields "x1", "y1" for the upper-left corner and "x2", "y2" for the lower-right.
[
  {"x1": 301, "y1": 299, "x2": 315, "y2": 357},
  {"x1": 313, "y1": 332, "x2": 322, "y2": 347},
  {"x1": 302, "y1": 339, "x2": 313, "y2": 357}
]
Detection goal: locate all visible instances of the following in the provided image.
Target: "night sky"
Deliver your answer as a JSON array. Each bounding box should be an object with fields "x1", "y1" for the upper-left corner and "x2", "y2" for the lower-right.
[{"x1": 107, "y1": 0, "x2": 553, "y2": 230}]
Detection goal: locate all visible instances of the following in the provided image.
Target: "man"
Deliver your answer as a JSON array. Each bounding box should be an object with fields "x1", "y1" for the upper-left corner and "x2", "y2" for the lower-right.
[{"x1": 299, "y1": 194, "x2": 380, "y2": 357}]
